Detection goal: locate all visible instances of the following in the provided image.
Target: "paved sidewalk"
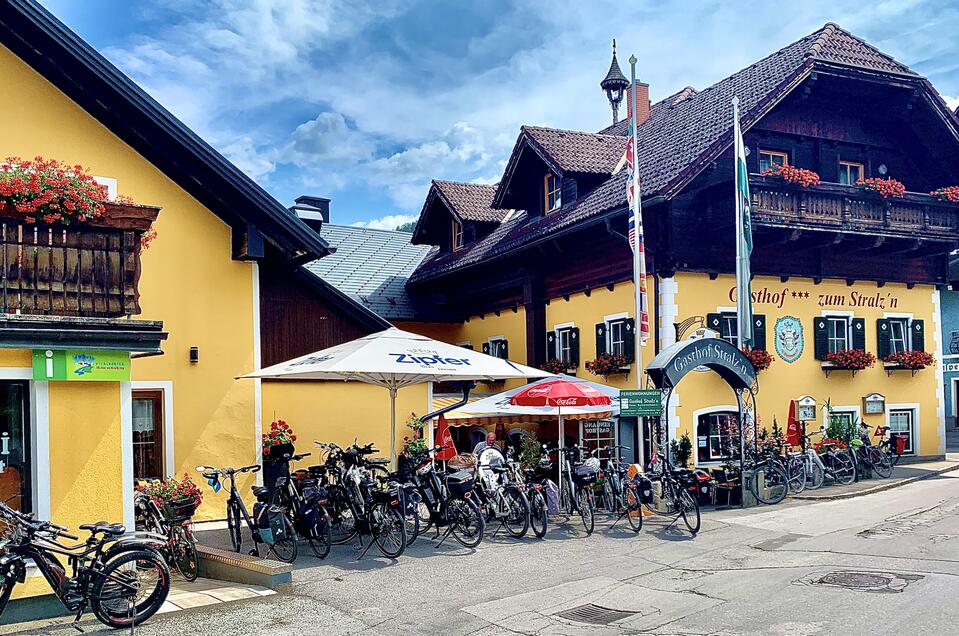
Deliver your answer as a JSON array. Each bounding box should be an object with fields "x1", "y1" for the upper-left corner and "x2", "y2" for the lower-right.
[{"x1": 790, "y1": 452, "x2": 959, "y2": 500}]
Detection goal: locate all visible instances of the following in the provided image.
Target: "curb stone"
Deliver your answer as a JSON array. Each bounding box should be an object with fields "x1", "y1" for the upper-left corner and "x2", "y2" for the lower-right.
[{"x1": 791, "y1": 462, "x2": 959, "y2": 501}]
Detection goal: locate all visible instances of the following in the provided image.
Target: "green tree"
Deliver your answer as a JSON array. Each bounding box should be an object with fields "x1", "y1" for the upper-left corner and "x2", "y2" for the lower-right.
[{"x1": 395, "y1": 221, "x2": 416, "y2": 233}]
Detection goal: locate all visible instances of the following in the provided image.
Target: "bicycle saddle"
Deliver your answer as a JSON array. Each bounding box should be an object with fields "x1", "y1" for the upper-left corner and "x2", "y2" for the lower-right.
[
  {"x1": 366, "y1": 458, "x2": 389, "y2": 466},
  {"x1": 79, "y1": 522, "x2": 125, "y2": 536},
  {"x1": 251, "y1": 486, "x2": 271, "y2": 498},
  {"x1": 490, "y1": 466, "x2": 509, "y2": 474}
]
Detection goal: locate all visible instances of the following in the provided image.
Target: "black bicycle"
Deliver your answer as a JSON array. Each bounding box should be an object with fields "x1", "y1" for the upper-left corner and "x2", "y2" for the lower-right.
[
  {"x1": 645, "y1": 453, "x2": 700, "y2": 535},
  {"x1": 134, "y1": 484, "x2": 199, "y2": 580},
  {"x1": 269, "y1": 452, "x2": 334, "y2": 559},
  {"x1": 0, "y1": 502, "x2": 170, "y2": 629},
  {"x1": 849, "y1": 422, "x2": 893, "y2": 479},
  {"x1": 196, "y1": 464, "x2": 298, "y2": 563}
]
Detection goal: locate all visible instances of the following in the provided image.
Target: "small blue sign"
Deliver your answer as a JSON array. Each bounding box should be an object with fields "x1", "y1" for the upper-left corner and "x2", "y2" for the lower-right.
[{"x1": 775, "y1": 316, "x2": 804, "y2": 363}]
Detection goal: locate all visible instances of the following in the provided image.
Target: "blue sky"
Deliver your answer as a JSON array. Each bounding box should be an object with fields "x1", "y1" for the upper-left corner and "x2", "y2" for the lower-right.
[{"x1": 43, "y1": 1, "x2": 959, "y2": 229}]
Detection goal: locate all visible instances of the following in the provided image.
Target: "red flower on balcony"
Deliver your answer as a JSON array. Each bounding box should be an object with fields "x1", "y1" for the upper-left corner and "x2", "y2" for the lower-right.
[
  {"x1": 0, "y1": 156, "x2": 108, "y2": 225},
  {"x1": 884, "y1": 350, "x2": 935, "y2": 370},
  {"x1": 760, "y1": 164, "x2": 820, "y2": 187},
  {"x1": 540, "y1": 358, "x2": 570, "y2": 374},
  {"x1": 931, "y1": 186, "x2": 959, "y2": 203},
  {"x1": 825, "y1": 349, "x2": 876, "y2": 370},
  {"x1": 742, "y1": 347, "x2": 773, "y2": 372},
  {"x1": 856, "y1": 177, "x2": 906, "y2": 199},
  {"x1": 585, "y1": 353, "x2": 630, "y2": 378}
]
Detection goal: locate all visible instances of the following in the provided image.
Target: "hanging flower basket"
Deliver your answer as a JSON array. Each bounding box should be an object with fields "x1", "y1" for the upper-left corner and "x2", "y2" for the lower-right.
[
  {"x1": 541, "y1": 358, "x2": 576, "y2": 375},
  {"x1": 824, "y1": 349, "x2": 876, "y2": 372},
  {"x1": 742, "y1": 347, "x2": 773, "y2": 372},
  {"x1": 135, "y1": 474, "x2": 203, "y2": 522},
  {"x1": 760, "y1": 164, "x2": 820, "y2": 187},
  {"x1": 585, "y1": 353, "x2": 630, "y2": 378},
  {"x1": 931, "y1": 186, "x2": 959, "y2": 203},
  {"x1": 884, "y1": 350, "x2": 935, "y2": 371},
  {"x1": 856, "y1": 177, "x2": 905, "y2": 199}
]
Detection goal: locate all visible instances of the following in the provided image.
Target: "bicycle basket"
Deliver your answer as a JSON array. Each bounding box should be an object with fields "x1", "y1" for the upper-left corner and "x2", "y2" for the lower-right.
[
  {"x1": 572, "y1": 465, "x2": 597, "y2": 485},
  {"x1": 162, "y1": 497, "x2": 199, "y2": 523},
  {"x1": 446, "y1": 470, "x2": 475, "y2": 497},
  {"x1": 447, "y1": 453, "x2": 476, "y2": 470}
]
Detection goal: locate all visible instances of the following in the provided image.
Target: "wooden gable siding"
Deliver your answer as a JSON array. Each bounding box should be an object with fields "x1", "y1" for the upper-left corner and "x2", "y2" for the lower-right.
[{"x1": 259, "y1": 260, "x2": 371, "y2": 367}]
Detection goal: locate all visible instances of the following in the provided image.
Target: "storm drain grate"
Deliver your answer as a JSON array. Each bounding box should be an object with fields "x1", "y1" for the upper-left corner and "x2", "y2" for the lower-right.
[{"x1": 554, "y1": 603, "x2": 638, "y2": 625}]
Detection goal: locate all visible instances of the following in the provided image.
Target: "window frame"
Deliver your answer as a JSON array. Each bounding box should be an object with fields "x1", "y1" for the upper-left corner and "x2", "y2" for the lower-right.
[
  {"x1": 826, "y1": 316, "x2": 850, "y2": 353},
  {"x1": 716, "y1": 312, "x2": 739, "y2": 349},
  {"x1": 887, "y1": 317, "x2": 909, "y2": 355},
  {"x1": 451, "y1": 218, "x2": 464, "y2": 251},
  {"x1": 696, "y1": 410, "x2": 739, "y2": 464},
  {"x1": 544, "y1": 172, "x2": 561, "y2": 213},
  {"x1": 556, "y1": 326, "x2": 575, "y2": 365},
  {"x1": 758, "y1": 149, "x2": 789, "y2": 173},
  {"x1": 838, "y1": 160, "x2": 864, "y2": 186},
  {"x1": 887, "y1": 408, "x2": 916, "y2": 455},
  {"x1": 608, "y1": 319, "x2": 628, "y2": 357},
  {"x1": 0, "y1": 381, "x2": 31, "y2": 513},
  {"x1": 488, "y1": 337, "x2": 508, "y2": 360}
]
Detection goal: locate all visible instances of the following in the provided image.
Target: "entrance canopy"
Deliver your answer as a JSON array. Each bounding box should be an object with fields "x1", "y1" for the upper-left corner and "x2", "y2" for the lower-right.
[{"x1": 646, "y1": 338, "x2": 756, "y2": 390}]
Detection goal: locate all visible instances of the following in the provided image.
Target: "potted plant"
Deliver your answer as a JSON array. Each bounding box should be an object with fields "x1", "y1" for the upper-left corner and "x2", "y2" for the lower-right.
[
  {"x1": 585, "y1": 352, "x2": 631, "y2": 378},
  {"x1": 669, "y1": 433, "x2": 693, "y2": 468},
  {"x1": 856, "y1": 177, "x2": 906, "y2": 198},
  {"x1": 760, "y1": 164, "x2": 820, "y2": 187},
  {"x1": 742, "y1": 347, "x2": 773, "y2": 372},
  {"x1": 402, "y1": 412, "x2": 427, "y2": 456},
  {"x1": 824, "y1": 349, "x2": 876, "y2": 372},
  {"x1": 541, "y1": 358, "x2": 572, "y2": 375},
  {"x1": 931, "y1": 186, "x2": 959, "y2": 203},
  {"x1": 884, "y1": 350, "x2": 935, "y2": 371},
  {"x1": 262, "y1": 419, "x2": 297, "y2": 486}
]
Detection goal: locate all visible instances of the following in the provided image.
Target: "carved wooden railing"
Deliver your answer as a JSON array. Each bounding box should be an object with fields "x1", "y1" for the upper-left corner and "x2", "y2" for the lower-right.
[
  {"x1": 0, "y1": 202, "x2": 159, "y2": 318},
  {"x1": 749, "y1": 175, "x2": 959, "y2": 239}
]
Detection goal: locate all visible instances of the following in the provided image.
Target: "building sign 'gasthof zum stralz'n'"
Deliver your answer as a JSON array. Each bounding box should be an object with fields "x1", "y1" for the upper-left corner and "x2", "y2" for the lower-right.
[{"x1": 727, "y1": 284, "x2": 901, "y2": 310}]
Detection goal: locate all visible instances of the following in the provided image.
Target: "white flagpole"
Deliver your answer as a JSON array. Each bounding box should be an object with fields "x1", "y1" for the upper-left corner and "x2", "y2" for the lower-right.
[
  {"x1": 733, "y1": 96, "x2": 753, "y2": 350},
  {"x1": 628, "y1": 55, "x2": 646, "y2": 470}
]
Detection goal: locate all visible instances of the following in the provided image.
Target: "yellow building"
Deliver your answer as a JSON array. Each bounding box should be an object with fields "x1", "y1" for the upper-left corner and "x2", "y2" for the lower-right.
[{"x1": 0, "y1": 4, "x2": 393, "y2": 606}]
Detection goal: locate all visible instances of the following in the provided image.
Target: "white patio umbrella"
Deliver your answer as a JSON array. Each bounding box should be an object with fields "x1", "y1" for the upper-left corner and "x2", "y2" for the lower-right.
[{"x1": 241, "y1": 327, "x2": 551, "y2": 466}]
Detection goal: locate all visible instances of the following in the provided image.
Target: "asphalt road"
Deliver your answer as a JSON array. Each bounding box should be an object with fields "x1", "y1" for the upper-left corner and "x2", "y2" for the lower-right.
[{"x1": 11, "y1": 472, "x2": 959, "y2": 635}]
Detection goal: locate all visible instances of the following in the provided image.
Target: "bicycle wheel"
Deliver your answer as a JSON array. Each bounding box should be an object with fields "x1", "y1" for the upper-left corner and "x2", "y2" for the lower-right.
[
  {"x1": 677, "y1": 487, "x2": 700, "y2": 535},
  {"x1": 447, "y1": 497, "x2": 485, "y2": 548},
  {"x1": 575, "y1": 487, "x2": 594, "y2": 535},
  {"x1": 559, "y1": 481, "x2": 573, "y2": 517},
  {"x1": 621, "y1": 481, "x2": 643, "y2": 533},
  {"x1": 829, "y1": 450, "x2": 857, "y2": 485},
  {"x1": 869, "y1": 448, "x2": 894, "y2": 479},
  {"x1": 90, "y1": 549, "x2": 170, "y2": 629},
  {"x1": 370, "y1": 501, "x2": 406, "y2": 559},
  {"x1": 307, "y1": 506, "x2": 332, "y2": 559},
  {"x1": 805, "y1": 455, "x2": 825, "y2": 490},
  {"x1": 787, "y1": 455, "x2": 807, "y2": 494},
  {"x1": 502, "y1": 487, "x2": 530, "y2": 539},
  {"x1": 328, "y1": 487, "x2": 359, "y2": 545},
  {"x1": 747, "y1": 463, "x2": 788, "y2": 505},
  {"x1": 268, "y1": 514, "x2": 298, "y2": 563},
  {"x1": 171, "y1": 525, "x2": 199, "y2": 581},
  {"x1": 528, "y1": 489, "x2": 548, "y2": 539},
  {"x1": 226, "y1": 501, "x2": 242, "y2": 553},
  {"x1": 404, "y1": 504, "x2": 420, "y2": 547},
  {"x1": 416, "y1": 500, "x2": 434, "y2": 534}
]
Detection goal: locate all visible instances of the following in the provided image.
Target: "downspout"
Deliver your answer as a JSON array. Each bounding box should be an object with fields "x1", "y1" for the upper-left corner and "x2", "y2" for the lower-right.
[{"x1": 418, "y1": 381, "x2": 476, "y2": 425}]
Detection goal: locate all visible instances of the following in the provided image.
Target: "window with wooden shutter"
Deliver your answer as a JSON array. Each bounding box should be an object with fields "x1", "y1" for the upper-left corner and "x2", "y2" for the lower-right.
[
  {"x1": 622, "y1": 318, "x2": 635, "y2": 363},
  {"x1": 888, "y1": 318, "x2": 908, "y2": 354},
  {"x1": 876, "y1": 318, "x2": 891, "y2": 360},
  {"x1": 752, "y1": 315, "x2": 766, "y2": 351},
  {"x1": 556, "y1": 327, "x2": 577, "y2": 365},
  {"x1": 912, "y1": 319, "x2": 925, "y2": 352},
  {"x1": 482, "y1": 342, "x2": 490, "y2": 355},
  {"x1": 813, "y1": 318, "x2": 829, "y2": 360},
  {"x1": 569, "y1": 327, "x2": 580, "y2": 365},
  {"x1": 546, "y1": 331, "x2": 557, "y2": 360},
  {"x1": 851, "y1": 318, "x2": 865, "y2": 351},
  {"x1": 594, "y1": 323, "x2": 607, "y2": 358}
]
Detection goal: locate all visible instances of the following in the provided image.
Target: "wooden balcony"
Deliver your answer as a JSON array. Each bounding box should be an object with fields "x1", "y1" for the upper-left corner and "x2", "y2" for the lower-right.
[
  {"x1": 749, "y1": 175, "x2": 959, "y2": 241},
  {"x1": 0, "y1": 202, "x2": 159, "y2": 318}
]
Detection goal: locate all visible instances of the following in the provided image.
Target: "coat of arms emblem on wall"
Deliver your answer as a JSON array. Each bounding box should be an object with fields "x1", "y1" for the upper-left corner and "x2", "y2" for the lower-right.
[{"x1": 775, "y1": 316, "x2": 803, "y2": 363}]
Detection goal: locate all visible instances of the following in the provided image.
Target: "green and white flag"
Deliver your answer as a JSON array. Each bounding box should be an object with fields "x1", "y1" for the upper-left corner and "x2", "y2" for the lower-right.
[{"x1": 732, "y1": 97, "x2": 754, "y2": 350}]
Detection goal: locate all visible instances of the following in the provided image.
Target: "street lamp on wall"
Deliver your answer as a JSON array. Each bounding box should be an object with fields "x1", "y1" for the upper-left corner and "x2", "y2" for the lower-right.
[{"x1": 189, "y1": 346, "x2": 199, "y2": 364}]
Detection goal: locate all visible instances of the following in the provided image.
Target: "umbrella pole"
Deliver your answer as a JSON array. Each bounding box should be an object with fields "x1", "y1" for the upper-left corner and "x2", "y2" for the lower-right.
[
  {"x1": 557, "y1": 406, "x2": 563, "y2": 508},
  {"x1": 390, "y1": 386, "x2": 398, "y2": 470}
]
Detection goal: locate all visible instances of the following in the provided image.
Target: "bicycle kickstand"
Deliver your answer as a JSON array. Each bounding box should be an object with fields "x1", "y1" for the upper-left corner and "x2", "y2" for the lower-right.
[{"x1": 70, "y1": 608, "x2": 86, "y2": 633}]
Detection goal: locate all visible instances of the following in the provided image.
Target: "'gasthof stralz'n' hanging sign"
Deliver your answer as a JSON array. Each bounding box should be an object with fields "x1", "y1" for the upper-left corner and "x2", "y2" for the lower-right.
[
  {"x1": 31, "y1": 349, "x2": 131, "y2": 382},
  {"x1": 775, "y1": 316, "x2": 804, "y2": 363}
]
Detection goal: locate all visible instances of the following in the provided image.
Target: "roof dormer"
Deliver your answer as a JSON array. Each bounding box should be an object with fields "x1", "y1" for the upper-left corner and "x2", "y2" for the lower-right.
[{"x1": 411, "y1": 180, "x2": 502, "y2": 250}]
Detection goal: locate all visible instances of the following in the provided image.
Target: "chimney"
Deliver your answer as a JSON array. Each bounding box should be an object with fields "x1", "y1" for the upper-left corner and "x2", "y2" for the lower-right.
[
  {"x1": 626, "y1": 81, "x2": 651, "y2": 125},
  {"x1": 291, "y1": 195, "x2": 330, "y2": 233}
]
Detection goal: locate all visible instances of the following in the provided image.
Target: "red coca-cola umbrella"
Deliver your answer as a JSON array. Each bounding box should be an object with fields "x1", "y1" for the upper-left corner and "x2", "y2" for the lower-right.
[{"x1": 510, "y1": 379, "x2": 613, "y2": 494}]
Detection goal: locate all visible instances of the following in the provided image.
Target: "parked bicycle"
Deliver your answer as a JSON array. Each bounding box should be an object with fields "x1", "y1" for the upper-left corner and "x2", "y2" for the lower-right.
[
  {"x1": 742, "y1": 446, "x2": 790, "y2": 505},
  {"x1": 849, "y1": 422, "x2": 893, "y2": 479},
  {"x1": 398, "y1": 444, "x2": 486, "y2": 548},
  {"x1": 476, "y1": 446, "x2": 530, "y2": 539},
  {"x1": 519, "y1": 444, "x2": 554, "y2": 539},
  {"x1": 798, "y1": 430, "x2": 826, "y2": 490},
  {"x1": 644, "y1": 453, "x2": 700, "y2": 535},
  {"x1": 809, "y1": 430, "x2": 858, "y2": 485},
  {"x1": 135, "y1": 482, "x2": 200, "y2": 580},
  {"x1": 268, "y1": 451, "x2": 334, "y2": 559},
  {"x1": 557, "y1": 445, "x2": 596, "y2": 535},
  {"x1": 0, "y1": 501, "x2": 170, "y2": 629},
  {"x1": 196, "y1": 463, "x2": 298, "y2": 563}
]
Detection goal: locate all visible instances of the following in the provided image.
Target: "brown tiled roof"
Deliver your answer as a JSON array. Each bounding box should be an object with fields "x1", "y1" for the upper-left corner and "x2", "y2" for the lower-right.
[
  {"x1": 522, "y1": 126, "x2": 625, "y2": 175},
  {"x1": 433, "y1": 180, "x2": 503, "y2": 223},
  {"x1": 411, "y1": 23, "x2": 937, "y2": 284}
]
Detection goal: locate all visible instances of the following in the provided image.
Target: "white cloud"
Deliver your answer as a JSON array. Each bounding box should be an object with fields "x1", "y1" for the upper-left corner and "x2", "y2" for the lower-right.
[
  {"x1": 350, "y1": 214, "x2": 418, "y2": 231},
  {"x1": 945, "y1": 95, "x2": 959, "y2": 111},
  {"x1": 284, "y1": 112, "x2": 373, "y2": 166}
]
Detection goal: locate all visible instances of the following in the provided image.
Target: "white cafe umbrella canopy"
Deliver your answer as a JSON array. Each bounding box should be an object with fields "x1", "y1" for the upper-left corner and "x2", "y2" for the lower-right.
[{"x1": 241, "y1": 327, "x2": 551, "y2": 465}]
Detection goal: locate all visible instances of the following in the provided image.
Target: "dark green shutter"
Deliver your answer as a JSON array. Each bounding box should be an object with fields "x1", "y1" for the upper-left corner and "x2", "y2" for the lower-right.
[
  {"x1": 706, "y1": 313, "x2": 722, "y2": 334},
  {"x1": 500, "y1": 340, "x2": 509, "y2": 359},
  {"x1": 623, "y1": 318, "x2": 636, "y2": 363},
  {"x1": 546, "y1": 331, "x2": 556, "y2": 360},
  {"x1": 814, "y1": 318, "x2": 829, "y2": 360},
  {"x1": 482, "y1": 342, "x2": 490, "y2": 355},
  {"x1": 595, "y1": 323, "x2": 607, "y2": 357},
  {"x1": 851, "y1": 318, "x2": 865, "y2": 351},
  {"x1": 912, "y1": 320, "x2": 925, "y2": 352},
  {"x1": 752, "y1": 315, "x2": 766, "y2": 351},
  {"x1": 876, "y1": 319, "x2": 891, "y2": 360},
  {"x1": 461, "y1": 343, "x2": 474, "y2": 351},
  {"x1": 569, "y1": 327, "x2": 580, "y2": 365}
]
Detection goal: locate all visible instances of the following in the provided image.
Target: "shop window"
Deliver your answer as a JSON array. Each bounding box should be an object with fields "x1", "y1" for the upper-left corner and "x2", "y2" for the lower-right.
[
  {"x1": 580, "y1": 420, "x2": 615, "y2": 458},
  {"x1": 838, "y1": 160, "x2": 864, "y2": 186},
  {"x1": 132, "y1": 390, "x2": 165, "y2": 481},
  {"x1": 888, "y1": 409, "x2": 915, "y2": 454},
  {"x1": 696, "y1": 411, "x2": 738, "y2": 463},
  {"x1": 758, "y1": 149, "x2": 788, "y2": 173},
  {"x1": 544, "y1": 172, "x2": 561, "y2": 213},
  {"x1": 0, "y1": 382, "x2": 29, "y2": 512},
  {"x1": 451, "y1": 219, "x2": 464, "y2": 251}
]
